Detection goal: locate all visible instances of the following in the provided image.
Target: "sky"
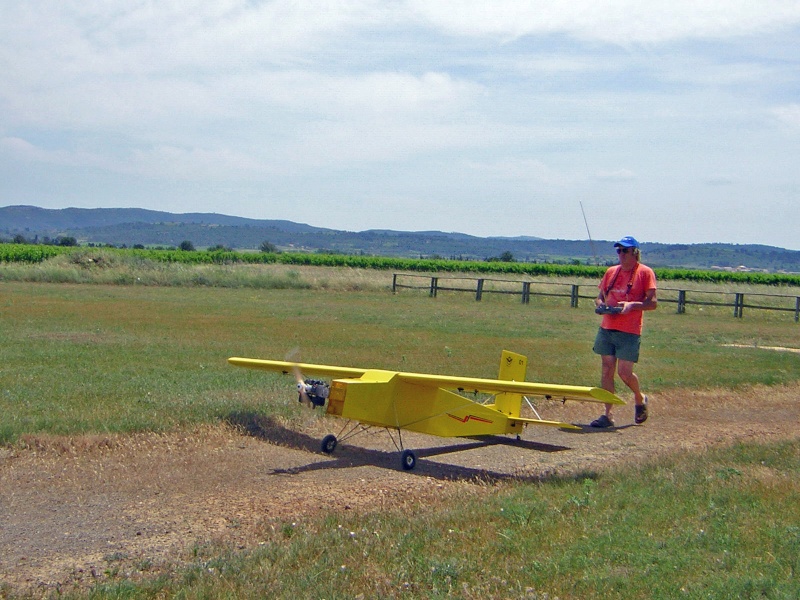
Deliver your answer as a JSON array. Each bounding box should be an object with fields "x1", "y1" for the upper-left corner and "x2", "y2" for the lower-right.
[{"x1": 1, "y1": 2, "x2": 799, "y2": 250}]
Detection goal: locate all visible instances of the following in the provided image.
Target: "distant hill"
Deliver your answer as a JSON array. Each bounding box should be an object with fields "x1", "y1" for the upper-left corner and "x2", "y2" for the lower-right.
[
  {"x1": 2, "y1": 205, "x2": 799, "y2": 272},
  {"x1": 0, "y1": 205, "x2": 325, "y2": 234}
]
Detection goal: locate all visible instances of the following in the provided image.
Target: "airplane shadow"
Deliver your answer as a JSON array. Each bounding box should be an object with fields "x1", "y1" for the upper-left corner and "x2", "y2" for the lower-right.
[{"x1": 226, "y1": 412, "x2": 583, "y2": 484}]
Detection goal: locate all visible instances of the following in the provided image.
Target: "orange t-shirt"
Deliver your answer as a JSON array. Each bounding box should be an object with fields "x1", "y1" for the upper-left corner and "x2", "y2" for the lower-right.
[{"x1": 598, "y1": 263, "x2": 657, "y2": 335}]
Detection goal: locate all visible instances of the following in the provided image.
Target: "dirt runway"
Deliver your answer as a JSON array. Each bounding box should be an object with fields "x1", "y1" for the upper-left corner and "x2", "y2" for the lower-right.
[{"x1": 2, "y1": 384, "x2": 798, "y2": 594}]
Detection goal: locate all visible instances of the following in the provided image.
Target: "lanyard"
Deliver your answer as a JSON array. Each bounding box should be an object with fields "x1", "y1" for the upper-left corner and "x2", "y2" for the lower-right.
[{"x1": 603, "y1": 264, "x2": 639, "y2": 301}]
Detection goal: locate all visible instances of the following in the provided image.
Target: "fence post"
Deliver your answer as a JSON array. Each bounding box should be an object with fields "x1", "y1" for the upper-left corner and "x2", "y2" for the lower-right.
[
  {"x1": 677, "y1": 290, "x2": 686, "y2": 314},
  {"x1": 476, "y1": 279, "x2": 484, "y2": 301},
  {"x1": 430, "y1": 277, "x2": 438, "y2": 298},
  {"x1": 522, "y1": 282, "x2": 530, "y2": 304},
  {"x1": 795, "y1": 297, "x2": 800, "y2": 322},
  {"x1": 571, "y1": 285, "x2": 579, "y2": 308},
  {"x1": 392, "y1": 273, "x2": 397, "y2": 293},
  {"x1": 734, "y1": 293, "x2": 744, "y2": 318}
]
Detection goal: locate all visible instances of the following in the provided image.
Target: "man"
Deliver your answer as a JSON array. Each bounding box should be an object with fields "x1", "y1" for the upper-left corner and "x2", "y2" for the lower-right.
[{"x1": 591, "y1": 236, "x2": 657, "y2": 428}]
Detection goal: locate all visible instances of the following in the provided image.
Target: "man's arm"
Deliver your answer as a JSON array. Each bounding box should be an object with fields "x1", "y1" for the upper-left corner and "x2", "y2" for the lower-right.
[{"x1": 621, "y1": 288, "x2": 657, "y2": 313}]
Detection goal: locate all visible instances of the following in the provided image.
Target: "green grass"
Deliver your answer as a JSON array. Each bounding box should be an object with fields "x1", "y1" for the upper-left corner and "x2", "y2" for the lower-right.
[
  {"x1": 1, "y1": 280, "x2": 798, "y2": 444},
  {"x1": 2, "y1": 273, "x2": 799, "y2": 599},
  {"x1": 75, "y1": 439, "x2": 800, "y2": 599}
]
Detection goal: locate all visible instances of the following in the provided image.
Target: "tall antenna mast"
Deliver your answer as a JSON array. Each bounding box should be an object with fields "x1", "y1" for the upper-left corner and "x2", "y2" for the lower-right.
[{"x1": 580, "y1": 201, "x2": 599, "y2": 265}]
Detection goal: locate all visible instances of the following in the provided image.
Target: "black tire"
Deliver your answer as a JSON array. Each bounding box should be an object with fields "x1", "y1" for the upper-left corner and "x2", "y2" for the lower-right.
[
  {"x1": 400, "y1": 449, "x2": 416, "y2": 471},
  {"x1": 321, "y1": 434, "x2": 337, "y2": 454}
]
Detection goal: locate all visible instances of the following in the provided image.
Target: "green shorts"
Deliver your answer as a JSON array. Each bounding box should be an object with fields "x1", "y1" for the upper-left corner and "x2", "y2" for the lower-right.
[{"x1": 593, "y1": 328, "x2": 641, "y2": 362}]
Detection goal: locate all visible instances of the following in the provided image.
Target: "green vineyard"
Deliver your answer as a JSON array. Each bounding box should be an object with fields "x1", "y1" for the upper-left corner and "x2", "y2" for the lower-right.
[{"x1": 1, "y1": 243, "x2": 799, "y2": 286}]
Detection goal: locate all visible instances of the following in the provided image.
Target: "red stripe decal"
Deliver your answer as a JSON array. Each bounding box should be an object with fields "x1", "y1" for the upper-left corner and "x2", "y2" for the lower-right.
[{"x1": 447, "y1": 413, "x2": 493, "y2": 424}]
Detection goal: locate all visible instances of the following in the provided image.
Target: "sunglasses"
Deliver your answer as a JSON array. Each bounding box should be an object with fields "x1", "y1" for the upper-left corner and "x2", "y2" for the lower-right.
[{"x1": 616, "y1": 247, "x2": 633, "y2": 254}]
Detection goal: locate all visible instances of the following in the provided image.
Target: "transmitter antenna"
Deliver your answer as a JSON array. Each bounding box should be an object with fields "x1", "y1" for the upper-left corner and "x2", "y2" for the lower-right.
[{"x1": 580, "y1": 201, "x2": 599, "y2": 265}]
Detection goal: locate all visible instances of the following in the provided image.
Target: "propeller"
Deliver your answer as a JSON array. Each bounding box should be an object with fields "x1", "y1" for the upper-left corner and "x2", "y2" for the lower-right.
[
  {"x1": 285, "y1": 348, "x2": 331, "y2": 408},
  {"x1": 293, "y1": 364, "x2": 313, "y2": 406},
  {"x1": 286, "y1": 347, "x2": 312, "y2": 406}
]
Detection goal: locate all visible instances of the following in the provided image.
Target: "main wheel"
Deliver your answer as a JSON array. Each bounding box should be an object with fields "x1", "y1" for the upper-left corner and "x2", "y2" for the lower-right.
[
  {"x1": 321, "y1": 434, "x2": 337, "y2": 454},
  {"x1": 400, "y1": 449, "x2": 416, "y2": 471}
]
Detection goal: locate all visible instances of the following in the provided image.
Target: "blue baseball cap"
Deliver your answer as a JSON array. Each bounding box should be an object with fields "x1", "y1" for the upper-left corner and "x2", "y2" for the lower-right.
[{"x1": 614, "y1": 236, "x2": 640, "y2": 249}]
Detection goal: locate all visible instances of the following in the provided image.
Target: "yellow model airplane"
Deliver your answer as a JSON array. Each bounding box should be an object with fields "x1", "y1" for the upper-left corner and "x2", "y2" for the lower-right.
[{"x1": 228, "y1": 350, "x2": 624, "y2": 470}]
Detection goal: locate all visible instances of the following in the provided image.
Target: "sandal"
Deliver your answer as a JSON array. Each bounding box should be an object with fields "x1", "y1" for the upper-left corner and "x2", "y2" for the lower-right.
[
  {"x1": 635, "y1": 396, "x2": 649, "y2": 424},
  {"x1": 590, "y1": 414, "x2": 615, "y2": 428}
]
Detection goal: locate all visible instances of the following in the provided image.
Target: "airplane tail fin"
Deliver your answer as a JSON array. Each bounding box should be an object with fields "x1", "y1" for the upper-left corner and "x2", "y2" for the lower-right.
[{"x1": 493, "y1": 350, "x2": 527, "y2": 418}]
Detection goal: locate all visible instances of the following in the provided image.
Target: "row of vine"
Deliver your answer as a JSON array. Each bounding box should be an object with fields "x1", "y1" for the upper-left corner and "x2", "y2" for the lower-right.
[{"x1": 1, "y1": 243, "x2": 798, "y2": 286}]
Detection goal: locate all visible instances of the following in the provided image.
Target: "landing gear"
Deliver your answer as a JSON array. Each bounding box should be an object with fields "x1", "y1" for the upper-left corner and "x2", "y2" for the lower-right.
[
  {"x1": 321, "y1": 434, "x2": 337, "y2": 454},
  {"x1": 400, "y1": 449, "x2": 416, "y2": 471},
  {"x1": 319, "y1": 429, "x2": 417, "y2": 471}
]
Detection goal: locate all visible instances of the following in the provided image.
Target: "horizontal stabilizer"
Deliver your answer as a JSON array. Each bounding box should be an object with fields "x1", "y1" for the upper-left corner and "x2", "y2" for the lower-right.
[{"x1": 513, "y1": 417, "x2": 582, "y2": 431}]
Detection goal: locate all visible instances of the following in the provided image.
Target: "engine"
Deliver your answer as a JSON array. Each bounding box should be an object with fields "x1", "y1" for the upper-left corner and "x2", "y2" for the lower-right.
[{"x1": 298, "y1": 379, "x2": 330, "y2": 408}]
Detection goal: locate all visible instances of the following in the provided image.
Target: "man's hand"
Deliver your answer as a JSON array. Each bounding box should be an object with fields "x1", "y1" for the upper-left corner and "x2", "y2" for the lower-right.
[{"x1": 595, "y1": 303, "x2": 623, "y2": 315}]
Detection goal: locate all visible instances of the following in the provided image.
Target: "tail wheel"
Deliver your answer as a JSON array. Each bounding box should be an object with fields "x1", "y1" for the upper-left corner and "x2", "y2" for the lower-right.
[
  {"x1": 400, "y1": 449, "x2": 416, "y2": 471},
  {"x1": 321, "y1": 434, "x2": 337, "y2": 454}
]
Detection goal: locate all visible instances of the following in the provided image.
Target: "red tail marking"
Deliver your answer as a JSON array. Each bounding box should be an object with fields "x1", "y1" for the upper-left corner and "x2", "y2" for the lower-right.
[{"x1": 447, "y1": 413, "x2": 493, "y2": 424}]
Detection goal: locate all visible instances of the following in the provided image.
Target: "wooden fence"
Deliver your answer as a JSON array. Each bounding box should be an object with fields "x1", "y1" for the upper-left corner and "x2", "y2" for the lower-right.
[{"x1": 391, "y1": 273, "x2": 800, "y2": 322}]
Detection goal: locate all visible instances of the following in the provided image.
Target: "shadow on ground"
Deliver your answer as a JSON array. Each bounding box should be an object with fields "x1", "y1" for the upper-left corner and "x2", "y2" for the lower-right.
[{"x1": 225, "y1": 411, "x2": 595, "y2": 484}]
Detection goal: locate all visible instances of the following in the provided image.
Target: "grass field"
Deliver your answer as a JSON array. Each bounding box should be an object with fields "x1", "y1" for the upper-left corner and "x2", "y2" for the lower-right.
[
  {"x1": 2, "y1": 275, "x2": 798, "y2": 444},
  {"x1": 91, "y1": 439, "x2": 800, "y2": 600},
  {"x1": 2, "y1": 269, "x2": 799, "y2": 598}
]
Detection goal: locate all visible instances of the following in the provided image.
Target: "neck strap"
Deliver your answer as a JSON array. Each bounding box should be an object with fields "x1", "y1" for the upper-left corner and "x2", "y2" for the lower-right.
[{"x1": 604, "y1": 264, "x2": 639, "y2": 299}]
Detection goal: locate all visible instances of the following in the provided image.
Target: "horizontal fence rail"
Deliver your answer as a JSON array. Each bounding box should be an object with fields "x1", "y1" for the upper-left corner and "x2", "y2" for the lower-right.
[{"x1": 392, "y1": 273, "x2": 800, "y2": 322}]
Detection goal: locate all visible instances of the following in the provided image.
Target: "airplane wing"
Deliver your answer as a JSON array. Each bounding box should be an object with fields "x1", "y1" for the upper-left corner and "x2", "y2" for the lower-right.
[
  {"x1": 394, "y1": 372, "x2": 624, "y2": 405},
  {"x1": 228, "y1": 357, "x2": 367, "y2": 379},
  {"x1": 228, "y1": 357, "x2": 624, "y2": 405}
]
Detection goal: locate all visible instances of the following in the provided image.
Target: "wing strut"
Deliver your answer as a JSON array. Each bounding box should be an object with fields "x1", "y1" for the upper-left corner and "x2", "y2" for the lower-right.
[{"x1": 524, "y1": 396, "x2": 543, "y2": 421}]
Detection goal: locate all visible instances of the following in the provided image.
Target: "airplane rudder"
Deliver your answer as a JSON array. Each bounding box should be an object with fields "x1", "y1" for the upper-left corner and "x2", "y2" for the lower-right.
[{"x1": 499, "y1": 350, "x2": 527, "y2": 381}]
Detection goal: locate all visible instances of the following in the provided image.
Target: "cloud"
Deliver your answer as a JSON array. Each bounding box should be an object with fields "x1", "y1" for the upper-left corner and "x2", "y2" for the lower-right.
[
  {"x1": 593, "y1": 169, "x2": 636, "y2": 181},
  {"x1": 772, "y1": 104, "x2": 800, "y2": 128},
  {"x1": 703, "y1": 174, "x2": 736, "y2": 186},
  {"x1": 407, "y1": 0, "x2": 800, "y2": 44},
  {"x1": 257, "y1": 70, "x2": 483, "y2": 117},
  {"x1": 1, "y1": 2, "x2": 799, "y2": 249},
  {"x1": 1, "y1": 135, "x2": 123, "y2": 172},
  {"x1": 1, "y1": 133, "x2": 265, "y2": 181},
  {"x1": 0, "y1": 137, "x2": 38, "y2": 158},
  {"x1": 467, "y1": 158, "x2": 566, "y2": 187}
]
